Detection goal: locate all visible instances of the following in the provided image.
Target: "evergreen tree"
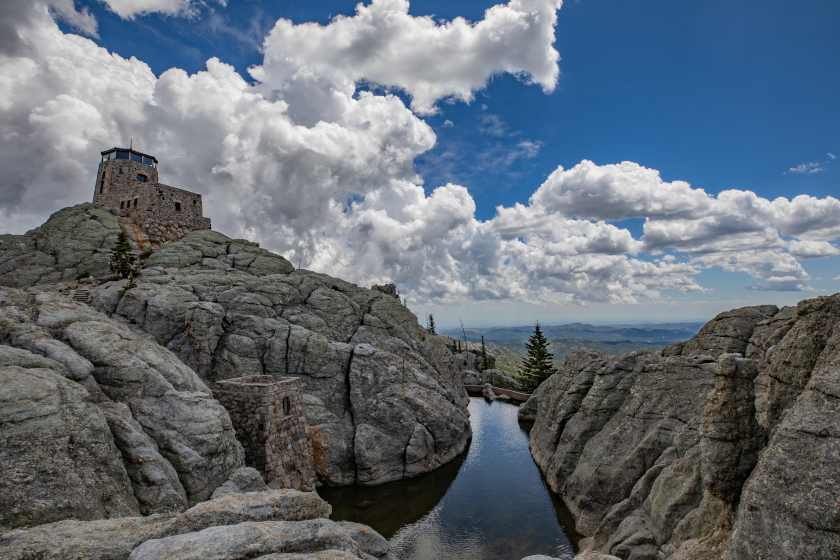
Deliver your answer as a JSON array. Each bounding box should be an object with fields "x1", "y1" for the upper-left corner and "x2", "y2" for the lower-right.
[
  {"x1": 480, "y1": 335, "x2": 487, "y2": 371},
  {"x1": 520, "y1": 322, "x2": 556, "y2": 392},
  {"x1": 427, "y1": 314, "x2": 436, "y2": 335},
  {"x1": 109, "y1": 231, "x2": 137, "y2": 279}
]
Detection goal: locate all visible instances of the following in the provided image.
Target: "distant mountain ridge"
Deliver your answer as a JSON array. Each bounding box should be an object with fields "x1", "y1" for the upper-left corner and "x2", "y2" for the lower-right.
[{"x1": 440, "y1": 322, "x2": 705, "y2": 362}]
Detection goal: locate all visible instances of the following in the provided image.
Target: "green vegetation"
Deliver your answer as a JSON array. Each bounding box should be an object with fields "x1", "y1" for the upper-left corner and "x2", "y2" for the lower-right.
[
  {"x1": 110, "y1": 230, "x2": 139, "y2": 297},
  {"x1": 520, "y1": 322, "x2": 557, "y2": 393},
  {"x1": 109, "y1": 231, "x2": 137, "y2": 279},
  {"x1": 427, "y1": 314, "x2": 436, "y2": 335},
  {"x1": 493, "y1": 371, "x2": 505, "y2": 389},
  {"x1": 440, "y1": 321, "x2": 703, "y2": 363}
]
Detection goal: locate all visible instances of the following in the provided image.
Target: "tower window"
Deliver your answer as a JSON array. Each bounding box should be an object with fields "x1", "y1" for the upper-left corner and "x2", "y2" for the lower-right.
[
  {"x1": 134, "y1": 198, "x2": 138, "y2": 207},
  {"x1": 283, "y1": 396, "x2": 291, "y2": 416},
  {"x1": 136, "y1": 174, "x2": 146, "y2": 182},
  {"x1": 174, "y1": 202, "x2": 181, "y2": 211},
  {"x1": 118, "y1": 168, "x2": 123, "y2": 174},
  {"x1": 120, "y1": 201, "x2": 124, "y2": 209}
]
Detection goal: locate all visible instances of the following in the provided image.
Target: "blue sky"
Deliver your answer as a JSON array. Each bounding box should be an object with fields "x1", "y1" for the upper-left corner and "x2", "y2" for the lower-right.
[{"x1": 3, "y1": 0, "x2": 839, "y2": 327}]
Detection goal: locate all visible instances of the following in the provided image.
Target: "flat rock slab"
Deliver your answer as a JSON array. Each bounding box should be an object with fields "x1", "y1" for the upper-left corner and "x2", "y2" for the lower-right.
[
  {"x1": 127, "y1": 519, "x2": 364, "y2": 560},
  {"x1": 0, "y1": 490, "x2": 331, "y2": 560}
]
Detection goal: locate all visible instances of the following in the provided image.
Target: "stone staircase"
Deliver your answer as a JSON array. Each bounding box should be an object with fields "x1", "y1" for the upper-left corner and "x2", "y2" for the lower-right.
[{"x1": 72, "y1": 288, "x2": 92, "y2": 305}]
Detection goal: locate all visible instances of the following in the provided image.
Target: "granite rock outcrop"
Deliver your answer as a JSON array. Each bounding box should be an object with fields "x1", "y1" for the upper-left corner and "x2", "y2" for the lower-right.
[
  {"x1": 1, "y1": 203, "x2": 471, "y2": 538},
  {"x1": 0, "y1": 288, "x2": 244, "y2": 525},
  {"x1": 84, "y1": 226, "x2": 470, "y2": 487},
  {"x1": 528, "y1": 298, "x2": 840, "y2": 559},
  {"x1": 0, "y1": 488, "x2": 397, "y2": 560}
]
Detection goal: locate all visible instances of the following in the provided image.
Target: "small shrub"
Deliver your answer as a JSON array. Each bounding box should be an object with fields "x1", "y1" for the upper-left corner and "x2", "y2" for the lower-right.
[
  {"x1": 139, "y1": 249, "x2": 154, "y2": 260},
  {"x1": 118, "y1": 273, "x2": 138, "y2": 297}
]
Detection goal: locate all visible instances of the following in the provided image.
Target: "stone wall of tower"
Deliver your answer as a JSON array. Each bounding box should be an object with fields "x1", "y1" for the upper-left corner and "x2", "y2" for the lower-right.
[
  {"x1": 106, "y1": 182, "x2": 210, "y2": 244},
  {"x1": 214, "y1": 375, "x2": 317, "y2": 492},
  {"x1": 92, "y1": 157, "x2": 211, "y2": 245},
  {"x1": 93, "y1": 158, "x2": 159, "y2": 205}
]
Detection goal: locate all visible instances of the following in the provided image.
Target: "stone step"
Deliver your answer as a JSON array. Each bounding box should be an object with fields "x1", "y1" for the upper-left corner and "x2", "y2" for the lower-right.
[{"x1": 72, "y1": 288, "x2": 92, "y2": 305}]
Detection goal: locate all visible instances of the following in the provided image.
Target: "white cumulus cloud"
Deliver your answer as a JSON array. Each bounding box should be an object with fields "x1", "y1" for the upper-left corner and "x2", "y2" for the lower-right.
[
  {"x1": 97, "y1": 0, "x2": 224, "y2": 19},
  {"x1": 1, "y1": 0, "x2": 837, "y2": 307},
  {"x1": 252, "y1": 0, "x2": 564, "y2": 115}
]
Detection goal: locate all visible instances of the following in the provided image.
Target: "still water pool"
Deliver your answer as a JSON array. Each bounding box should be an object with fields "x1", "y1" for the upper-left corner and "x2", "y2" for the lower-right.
[{"x1": 318, "y1": 396, "x2": 580, "y2": 560}]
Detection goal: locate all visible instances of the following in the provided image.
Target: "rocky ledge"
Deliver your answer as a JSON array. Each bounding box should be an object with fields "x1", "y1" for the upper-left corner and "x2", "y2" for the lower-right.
[
  {"x1": 1, "y1": 204, "x2": 470, "y2": 537},
  {"x1": 527, "y1": 296, "x2": 840, "y2": 559},
  {"x1": 0, "y1": 484, "x2": 397, "y2": 560}
]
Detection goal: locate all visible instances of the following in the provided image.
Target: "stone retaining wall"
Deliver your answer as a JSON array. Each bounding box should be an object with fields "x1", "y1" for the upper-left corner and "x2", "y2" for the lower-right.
[
  {"x1": 215, "y1": 375, "x2": 317, "y2": 491},
  {"x1": 465, "y1": 385, "x2": 532, "y2": 402}
]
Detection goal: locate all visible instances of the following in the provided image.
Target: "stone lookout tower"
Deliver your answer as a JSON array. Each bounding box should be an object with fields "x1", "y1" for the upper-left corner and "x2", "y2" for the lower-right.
[{"x1": 93, "y1": 147, "x2": 211, "y2": 244}]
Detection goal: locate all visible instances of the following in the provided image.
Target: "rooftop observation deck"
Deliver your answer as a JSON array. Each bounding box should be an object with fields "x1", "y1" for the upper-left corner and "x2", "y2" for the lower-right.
[{"x1": 101, "y1": 147, "x2": 158, "y2": 168}]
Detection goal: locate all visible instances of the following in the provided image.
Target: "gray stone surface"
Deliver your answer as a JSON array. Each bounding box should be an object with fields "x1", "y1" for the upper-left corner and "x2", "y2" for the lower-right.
[
  {"x1": 763, "y1": 293, "x2": 840, "y2": 431},
  {"x1": 254, "y1": 553, "x2": 366, "y2": 560},
  {"x1": 0, "y1": 489, "x2": 333, "y2": 560},
  {"x1": 662, "y1": 305, "x2": 778, "y2": 359},
  {"x1": 85, "y1": 229, "x2": 471, "y2": 487},
  {"x1": 700, "y1": 355, "x2": 764, "y2": 506},
  {"x1": 517, "y1": 394, "x2": 540, "y2": 421},
  {"x1": 97, "y1": 401, "x2": 189, "y2": 515},
  {"x1": 572, "y1": 552, "x2": 620, "y2": 560},
  {"x1": 0, "y1": 204, "x2": 122, "y2": 288},
  {"x1": 0, "y1": 359, "x2": 140, "y2": 529},
  {"x1": 744, "y1": 305, "x2": 798, "y2": 427},
  {"x1": 210, "y1": 466, "x2": 269, "y2": 498},
  {"x1": 337, "y1": 521, "x2": 390, "y2": 557},
  {"x1": 724, "y1": 313, "x2": 840, "y2": 559},
  {"x1": 3, "y1": 210, "x2": 470, "y2": 508},
  {"x1": 529, "y1": 295, "x2": 840, "y2": 559},
  {"x1": 481, "y1": 383, "x2": 497, "y2": 401},
  {"x1": 0, "y1": 285, "x2": 244, "y2": 524},
  {"x1": 126, "y1": 519, "x2": 366, "y2": 560}
]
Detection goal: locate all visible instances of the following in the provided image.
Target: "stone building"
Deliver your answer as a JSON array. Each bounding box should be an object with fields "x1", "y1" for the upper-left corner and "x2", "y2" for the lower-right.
[
  {"x1": 93, "y1": 147, "x2": 211, "y2": 245},
  {"x1": 214, "y1": 375, "x2": 317, "y2": 492}
]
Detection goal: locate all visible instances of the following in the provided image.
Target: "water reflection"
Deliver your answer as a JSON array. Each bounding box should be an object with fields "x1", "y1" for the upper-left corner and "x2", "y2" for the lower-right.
[{"x1": 319, "y1": 397, "x2": 580, "y2": 560}]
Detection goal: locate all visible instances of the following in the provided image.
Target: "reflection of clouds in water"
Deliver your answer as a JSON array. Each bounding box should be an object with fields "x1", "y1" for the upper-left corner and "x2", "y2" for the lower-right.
[{"x1": 389, "y1": 398, "x2": 575, "y2": 560}]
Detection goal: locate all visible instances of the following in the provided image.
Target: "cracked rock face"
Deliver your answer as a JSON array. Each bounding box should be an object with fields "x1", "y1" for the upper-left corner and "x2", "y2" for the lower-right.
[
  {"x1": 0, "y1": 359, "x2": 140, "y2": 529},
  {"x1": 1, "y1": 286, "x2": 244, "y2": 526},
  {"x1": 78, "y1": 227, "x2": 471, "y2": 487},
  {"x1": 700, "y1": 354, "x2": 764, "y2": 506},
  {"x1": 529, "y1": 295, "x2": 840, "y2": 560},
  {"x1": 661, "y1": 304, "x2": 778, "y2": 359},
  {"x1": 0, "y1": 204, "x2": 122, "y2": 288},
  {"x1": 0, "y1": 489, "x2": 340, "y2": 560},
  {"x1": 1, "y1": 205, "x2": 470, "y2": 533},
  {"x1": 725, "y1": 305, "x2": 840, "y2": 559}
]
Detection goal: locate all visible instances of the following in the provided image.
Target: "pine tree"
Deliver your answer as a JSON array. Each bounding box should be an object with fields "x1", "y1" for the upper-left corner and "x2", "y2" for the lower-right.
[
  {"x1": 520, "y1": 322, "x2": 556, "y2": 392},
  {"x1": 480, "y1": 335, "x2": 487, "y2": 371},
  {"x1": 427, "y1": 314, "x2": 436, "y2": 335},
  {"x1": 109, "y1": 231, "x2": 137, "y2": 279}
]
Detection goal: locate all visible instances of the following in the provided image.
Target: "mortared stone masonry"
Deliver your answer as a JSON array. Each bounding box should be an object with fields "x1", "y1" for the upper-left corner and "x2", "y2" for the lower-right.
[
  {"x1": 214, "y1": 375, "x2": 317, "y2": 492},
  {"x1": 92, "y1": 147, "x2": 211, "y2": 246}
]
